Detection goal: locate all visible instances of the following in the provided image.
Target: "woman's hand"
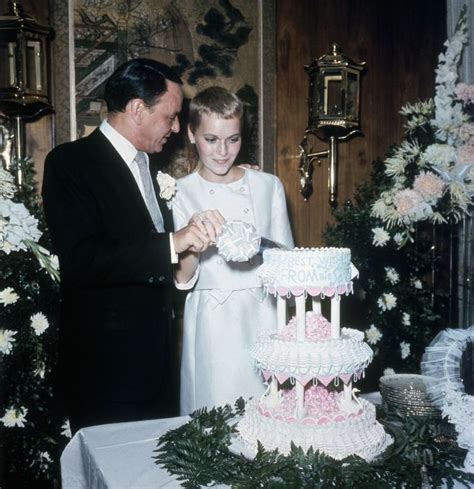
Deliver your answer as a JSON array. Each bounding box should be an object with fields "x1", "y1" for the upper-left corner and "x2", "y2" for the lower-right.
[{"x1": 189, "y1": 209, "x2": 225, "y2": 243}]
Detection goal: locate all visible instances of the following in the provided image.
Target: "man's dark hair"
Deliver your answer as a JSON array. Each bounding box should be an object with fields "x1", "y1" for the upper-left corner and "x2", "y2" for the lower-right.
[{"x1": 104, "y1": 58, "x2": 182, "y2": 113}]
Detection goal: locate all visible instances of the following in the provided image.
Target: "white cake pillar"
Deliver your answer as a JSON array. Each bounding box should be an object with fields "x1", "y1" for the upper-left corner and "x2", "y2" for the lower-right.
[
  {"x1": 312, "y1": 297, "x2": 321, "y2": 314},
  {"x1": 295, "y1": 295, "x2": 306, "y2": 341},
  {"x1": 344, "y1": 381, "x2": 352, "y2": 402},
  {"x1": 330, "y1": 295, "x2": 340, "y2": 339},
  {"x1": 296, "y1": 382, "x2": 305, "y2": 419},
  {"x1": 277, "y1": 295, "x2": 286, "y2": 333}
]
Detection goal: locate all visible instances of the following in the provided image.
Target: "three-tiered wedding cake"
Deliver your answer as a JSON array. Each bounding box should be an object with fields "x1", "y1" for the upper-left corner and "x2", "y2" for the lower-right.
[{"x1": 237, "y1": 247, "x2": 391, "y2": 461}]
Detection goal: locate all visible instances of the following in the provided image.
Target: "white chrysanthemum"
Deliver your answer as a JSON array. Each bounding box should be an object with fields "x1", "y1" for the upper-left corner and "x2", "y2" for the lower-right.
[
  {"x1": 402, "y1": 312, "x2": 411, "y2": 326},
  {"x1": 365, "y1": 324, "x2": 383, "y2": 345},
  {"x1": 61, "y1": 419, "x2": 72, "y2": 438},
  {"x1": 0, "y1": 329, "x2": 16, "y2": 354},
  {"x1": 1, "y1": 406, "x2": 27, "y2": 427},
  {"x1": 0, "y1": 287, "x2": 19, "y2": 306},
  {"x1": 400, "y1": 341, "x2": 411, "y2": 359},
  {"x1": 385, "y1": 267, "x2": 399, "y2": 285},
  {"x1": 30, "y1": 312, "x2": 49, "y2": 336},
  {"x1": 371, "y1": 199, "x2": 390, "y2": 220},
  {"x1": 377, "y1": 292, "x2": 397, "y2": 311},
  {"x1": 413, "y1": 279, "x2": 423, "y2": 290},
  {"x1": 372, "y1": 227, "x2": 390, "y2": 247},
  {"x1": 421, "y1": 144, "x2": 457, "y2": 168},
  {"x1": 0, "y1": 168, "x2": 16, "y2": 199}
]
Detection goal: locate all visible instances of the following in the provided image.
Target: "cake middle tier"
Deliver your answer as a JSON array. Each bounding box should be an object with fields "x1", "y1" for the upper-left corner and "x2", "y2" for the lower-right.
[{"x1": 252, "y1": 327, "x2": 373, "y2": 385}]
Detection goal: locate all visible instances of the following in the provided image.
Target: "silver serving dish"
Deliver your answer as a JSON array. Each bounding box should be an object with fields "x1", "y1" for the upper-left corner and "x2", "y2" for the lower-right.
[{"x1": 379, "y1": 374, "x2": 441, "y2": 418}]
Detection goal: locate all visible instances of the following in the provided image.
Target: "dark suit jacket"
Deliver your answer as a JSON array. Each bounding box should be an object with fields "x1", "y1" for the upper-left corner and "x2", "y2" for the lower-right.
[{"x1": 42, "y1": 129, "x2": 175, "y2": 407}]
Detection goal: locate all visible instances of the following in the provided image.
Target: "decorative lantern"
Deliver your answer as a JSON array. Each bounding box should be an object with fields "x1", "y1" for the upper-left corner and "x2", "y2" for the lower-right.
[
  {"x1": 299, "y1": 43, "x2": 365, "y2": 204},
  {"x1": 0, "y1": 0, "x2": 53, "y2": 177}
]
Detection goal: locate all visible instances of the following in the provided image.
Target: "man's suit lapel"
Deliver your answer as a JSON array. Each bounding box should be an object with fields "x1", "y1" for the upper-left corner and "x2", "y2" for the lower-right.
[{"x1": 87, "y1": 129, "x2": 173, "y2": 233}]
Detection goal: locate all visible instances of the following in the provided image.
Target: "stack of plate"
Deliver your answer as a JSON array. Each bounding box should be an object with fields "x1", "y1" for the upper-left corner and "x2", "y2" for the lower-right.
[{"x1": 379, "y1": 374, "x2": 441, "y2": 418}]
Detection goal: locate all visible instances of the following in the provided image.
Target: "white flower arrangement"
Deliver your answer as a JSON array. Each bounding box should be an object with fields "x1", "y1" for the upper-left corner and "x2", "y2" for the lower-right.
[
  {"x1": 30, "y1": 312, "x2": 49, "y2": 336},
  {"x1": 0, "y1": 328, "x2": 16, "y2": 355},
  {"x1": 365, "y1": 324, "x2": 383, "y2": 345},
  {"x1": 0, "y1": 198, "x2": 42, "y2": 254},
  {"x1": 400, "y1": 341, "x2": 411, "y2": 359},
  {"x1": 0, "y1": 286, "x2": 19, "y2": 306},
  {"x1": 370, "y1": 9, "x2": 474, "y2": 244},
  {"x1": 1, "y1": 406, "x2": 28, "y2": 427},
  {"x1": 156, "y1": 171, "x2": 177, "y2": 208}
]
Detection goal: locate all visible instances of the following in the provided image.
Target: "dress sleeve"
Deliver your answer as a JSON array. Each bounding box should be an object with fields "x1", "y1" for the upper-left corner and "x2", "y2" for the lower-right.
[
  {"x1": 271, "y1": 178, "x2": 294, "y2": 248},
  {"x1": 171, "y1": 179, "x2": 200, "y2": 289}
]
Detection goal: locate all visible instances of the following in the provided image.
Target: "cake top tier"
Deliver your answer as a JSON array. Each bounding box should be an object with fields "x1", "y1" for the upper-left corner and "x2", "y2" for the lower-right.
[{"x1": 258, "y1": 247, "x2": 358, "y2": 297}]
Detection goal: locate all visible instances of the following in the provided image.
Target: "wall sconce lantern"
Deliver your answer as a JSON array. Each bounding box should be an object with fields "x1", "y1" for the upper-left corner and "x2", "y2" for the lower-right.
[
  {"x1": 299, "y1": 43, "x2": 365, "y2": 204},
  {"x1": 0, "y1": 0, "x2": 53, "y2": 180}
]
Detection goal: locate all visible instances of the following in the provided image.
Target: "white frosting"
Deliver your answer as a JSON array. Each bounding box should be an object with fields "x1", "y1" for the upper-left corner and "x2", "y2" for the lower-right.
[
  {"x1": 252, "y1": 327, "x2": 373, "y2": 385},
  {"x1": 238, "y1": 398, "x2": 391, "y2": 461},
  {"x1": 236, "y1": 246, "x2": 390, "y2": 461},
  {"x1": 216, "y1": 220, "x2": 260, "y2": 262},
  {"x1": 258, "y1": 247, "x2": 358, "y2": 297}
]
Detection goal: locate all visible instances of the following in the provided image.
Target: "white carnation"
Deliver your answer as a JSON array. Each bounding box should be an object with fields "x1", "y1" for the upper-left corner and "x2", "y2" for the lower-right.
[
  {"x1": 156, "y1": 171, "x2": 177, "y2": 202},
  {"x1": 1, "y1": 406, "x2": 27, "y2": 427},
  {"x1": 0, "y1": 287, "x2": 19, "y2": 306},
  {"x1": 30, "y1": 312, "x2": 49, "y2": 336},
  {"x1": 0, "y1": 329, "x2": 16, "y2": 354}
]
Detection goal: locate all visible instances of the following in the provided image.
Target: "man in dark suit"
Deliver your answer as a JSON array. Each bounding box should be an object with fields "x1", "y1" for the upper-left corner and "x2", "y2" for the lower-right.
[{"x1": 42, "y1": 58, "x2": 222, "y2": 434}]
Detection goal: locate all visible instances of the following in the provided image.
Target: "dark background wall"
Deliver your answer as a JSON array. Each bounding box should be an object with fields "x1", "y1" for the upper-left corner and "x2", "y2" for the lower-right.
[{"x1": 275, "y1": 0, "x2": 447, "y2": 246}]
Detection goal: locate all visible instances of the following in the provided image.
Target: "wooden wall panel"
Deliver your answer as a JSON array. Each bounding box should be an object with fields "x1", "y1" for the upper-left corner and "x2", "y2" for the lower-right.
[{"x1": 276, "y1": 0, "x2": 446, "y2": 246}]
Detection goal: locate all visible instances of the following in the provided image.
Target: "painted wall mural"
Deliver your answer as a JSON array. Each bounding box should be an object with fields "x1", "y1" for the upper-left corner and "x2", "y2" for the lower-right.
[{"x1": 73, "y1": 0, "x2": 259, "y2": 170}]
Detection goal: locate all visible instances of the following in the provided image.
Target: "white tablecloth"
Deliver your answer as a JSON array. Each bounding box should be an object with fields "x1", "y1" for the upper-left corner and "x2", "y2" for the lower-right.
[
  {"x1": 61, "y1": 393, "x2": 468, "y2": 489},
  {"x1": 61, "y1": 416, "x2": 190, "y2": 488}
]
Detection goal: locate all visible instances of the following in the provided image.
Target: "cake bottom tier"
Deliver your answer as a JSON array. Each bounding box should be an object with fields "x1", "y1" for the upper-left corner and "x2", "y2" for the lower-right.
[{"x1": 237, "y1": 398, "x2": 392, "y2": 461}]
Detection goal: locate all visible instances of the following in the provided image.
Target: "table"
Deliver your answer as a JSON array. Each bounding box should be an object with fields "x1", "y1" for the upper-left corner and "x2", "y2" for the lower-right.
[
  {"x1": 61, "y1": 393, "x2": 468, "y2": 489},
  {"x1": 61, "y1": 416, "x2": 190, "y2": 488}
]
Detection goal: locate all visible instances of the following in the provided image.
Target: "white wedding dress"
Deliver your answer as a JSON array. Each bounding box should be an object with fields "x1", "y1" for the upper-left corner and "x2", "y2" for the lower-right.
[{"x1": 172, "y1": 169, "x2": 294, "y2": 415}]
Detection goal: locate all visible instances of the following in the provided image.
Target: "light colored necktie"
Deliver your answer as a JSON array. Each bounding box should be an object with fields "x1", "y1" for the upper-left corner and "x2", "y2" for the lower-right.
[{"x1": 134, "y1": 151, "x2": 165, "y2": 232}]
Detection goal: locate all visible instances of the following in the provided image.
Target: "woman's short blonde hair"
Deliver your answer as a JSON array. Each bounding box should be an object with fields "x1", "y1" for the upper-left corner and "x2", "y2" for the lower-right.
[{"x1": 188, "y1": 86, "x2": 243, "y2": 133}]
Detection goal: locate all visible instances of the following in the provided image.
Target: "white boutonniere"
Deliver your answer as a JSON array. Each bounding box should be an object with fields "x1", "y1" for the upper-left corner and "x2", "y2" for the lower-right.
[{"x1": 156, "y1": 171, "x2": 177, "y2": 208}]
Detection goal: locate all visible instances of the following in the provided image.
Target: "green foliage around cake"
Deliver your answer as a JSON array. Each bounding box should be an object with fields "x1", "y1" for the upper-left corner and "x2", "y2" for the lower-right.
[
  {"x1": 0, "y1": 158, "x2": 66, "y2": 488},
  {"x1": 154, "y1": 400, "x2": 473, "y2": 488}
]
